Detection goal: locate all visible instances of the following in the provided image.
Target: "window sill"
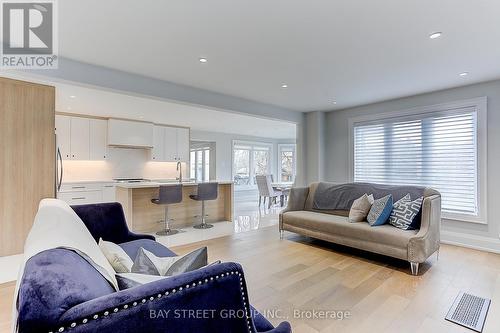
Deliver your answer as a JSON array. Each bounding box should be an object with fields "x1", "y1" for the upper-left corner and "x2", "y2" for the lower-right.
[{"x1": 442, "y1": 213, "x2": 487, "y2": 225}]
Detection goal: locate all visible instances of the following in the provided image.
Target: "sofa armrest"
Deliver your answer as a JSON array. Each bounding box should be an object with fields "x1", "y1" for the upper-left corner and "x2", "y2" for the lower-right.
[
  {"x1": 56, "y1": 262, "x2": 290, "y2": 333},
  {"x1": 279, "y1": 187, "x2": 309, "y2": 229},
  {"x1": 408, "y1": 194, "x2": 441, "y2": 263},
  {"x1": 125, "y1": 231, "x2": 155, "y2": 241}
]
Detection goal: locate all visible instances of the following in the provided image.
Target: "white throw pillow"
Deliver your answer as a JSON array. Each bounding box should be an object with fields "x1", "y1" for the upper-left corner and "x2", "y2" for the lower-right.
[
  {"x1": 349, "y1": 194, "x2": 374, "y2": 222},
  {"x1": 99, "y1": 238, "x2": 134, "y2": 273}
]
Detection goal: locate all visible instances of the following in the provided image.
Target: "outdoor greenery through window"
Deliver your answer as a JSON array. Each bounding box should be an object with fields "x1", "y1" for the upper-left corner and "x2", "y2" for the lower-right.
[
  {"x1": 279, "y1": 144, "x2": 296, "y2": 183},
  {"x1": 353, "y1": 108, "x2": 479, "y2": 217},
  {"x1": 233, "y1": 141, "x2": 272, "y2": 189}
]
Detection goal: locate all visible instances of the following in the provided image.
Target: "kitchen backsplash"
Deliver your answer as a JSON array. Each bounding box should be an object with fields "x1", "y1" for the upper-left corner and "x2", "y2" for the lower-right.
[{"x1": 62, "y1": 147, "x2": 187, "y2": 182}]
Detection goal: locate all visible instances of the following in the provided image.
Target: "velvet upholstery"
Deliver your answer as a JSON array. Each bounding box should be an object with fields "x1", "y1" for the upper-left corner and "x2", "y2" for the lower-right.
[
  {"x1": 17, "y1": 203, "x2": 290, "y2": 333},
  {"x1": 71, "y1": 202, "x2": 155, "y2": 244},
  {"x1": 18, "y1": 249, "x2": 115, "y2": 333}
]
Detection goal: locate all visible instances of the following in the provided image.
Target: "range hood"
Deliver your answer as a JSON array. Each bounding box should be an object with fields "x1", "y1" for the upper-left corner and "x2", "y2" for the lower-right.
[{"x1": 107, "y1": 119, "x2": 154, "y2": 148}]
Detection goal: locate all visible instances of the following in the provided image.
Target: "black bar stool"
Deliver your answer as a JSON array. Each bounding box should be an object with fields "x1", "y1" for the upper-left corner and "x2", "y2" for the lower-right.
[
  {"x1": 151, "y1": 184, "x2": 183, "y2": 236},
  {"x1": 190, "y1": 182, "x2": 218, "y2": 229}
]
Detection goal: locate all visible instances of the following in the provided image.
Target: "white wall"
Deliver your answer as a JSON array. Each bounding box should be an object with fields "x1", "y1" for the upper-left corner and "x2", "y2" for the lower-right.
[
  {"x1": 62, "y1": 147, "x2": 187, "y2": 182},
  {"x1": 304, "y1": 111, "x2": 326, "y2": 183},
  {"x1": 323, "y1": 79, "x2": 500, "y2": 252},
  {"x1": 190, "y1": 130, "x2": 296, "y2": 183}
]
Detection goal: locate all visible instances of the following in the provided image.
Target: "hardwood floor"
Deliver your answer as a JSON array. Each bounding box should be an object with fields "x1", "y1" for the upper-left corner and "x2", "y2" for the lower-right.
[{"x1": 2, "y1": 226, "x2": 500, "y2": 332}]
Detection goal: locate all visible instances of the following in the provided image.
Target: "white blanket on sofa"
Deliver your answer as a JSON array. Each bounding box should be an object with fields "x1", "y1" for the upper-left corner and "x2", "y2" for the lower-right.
[{"x1": 12, "y1": 199, "x2": 118, "y2": 332}]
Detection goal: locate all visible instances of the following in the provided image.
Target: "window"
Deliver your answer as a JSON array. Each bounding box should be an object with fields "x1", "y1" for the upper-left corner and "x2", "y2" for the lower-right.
[
  {"x1": 278, "y1": 144, "x2": 296, "y2": 183},
  {"x1": 350, "y1": 98, "x2": 487, "y2": 223},
  {"x1": 233, "y1": 141, "x2": 273, "y2": 189},
  {"x1": 190, "y1": 143, "x2": 212, "y2": 182}
]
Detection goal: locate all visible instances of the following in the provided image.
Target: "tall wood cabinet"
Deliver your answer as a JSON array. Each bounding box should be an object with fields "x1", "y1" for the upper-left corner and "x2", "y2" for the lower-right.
[{"x1": 0, "y1": 77, "x2": 55, "y2": 256}]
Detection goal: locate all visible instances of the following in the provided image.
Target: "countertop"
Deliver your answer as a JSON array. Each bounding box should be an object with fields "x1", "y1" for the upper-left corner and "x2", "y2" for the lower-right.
[{"x1": 115, "y1": 180, "x2": 234, "y2": 189}]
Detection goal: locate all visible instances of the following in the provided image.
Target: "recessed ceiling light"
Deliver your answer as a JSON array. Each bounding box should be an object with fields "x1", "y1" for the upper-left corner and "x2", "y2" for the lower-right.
[
  {"x1": 70, "y1": 95, "x2": 76, "y2": 99},
  {"x1": 332, "y1": 101, "x2": 337, "y2": 105},
  {"x1": 429, "y1": 32, "x2": 442, "y2": 39},
  {"x1": 67, "y1": 107, "x2": 72, "y2": 110},
  {"x1": 281, "y1": 84, "x2": 288, "y2": 88},
  {"x1": 459, "y1": 72, "x2": 469, "y2": 77},
  {"x1": 199, "y1": 58, "x2": 208, "y2": 63}
]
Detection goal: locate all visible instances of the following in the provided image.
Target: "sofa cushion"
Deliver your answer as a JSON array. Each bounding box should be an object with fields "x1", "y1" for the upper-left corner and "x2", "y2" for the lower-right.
[
  {"x1": 132, "y1": 247, "x2": 208, "y2": 276},
  {"x1": 282, "y1": 211, "x2": 418, "y2": 249},
  {"x1": 389, "y1": 194, "x2": 423, "y2": 230},
  {"x1": 99, "y1": 238, "x2": 134, "y2": 273},
  {"x1": 119, "y1": 238, "x2": 177, "y2": 260},
  {"x1": 116, "y1": 272, "x2": 168, "y2": 290},
  {"x1": 348, "y1": 194, "x2": 374, "y2": 222},
  {"x1": 18, "y1": 248, "x2": 115, "y2": 333},
  {"x1": 367, "y1": 194, "x2": 393, "y2": 226}
]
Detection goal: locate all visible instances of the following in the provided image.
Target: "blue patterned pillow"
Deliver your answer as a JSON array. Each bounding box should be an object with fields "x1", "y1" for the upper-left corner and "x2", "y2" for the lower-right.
[
  {"x1": 367, "y1": 194, "x2": 393, "y2": 226},
  {"x1": 389, "y1": 194, "x2": 423, "y2": 230}
]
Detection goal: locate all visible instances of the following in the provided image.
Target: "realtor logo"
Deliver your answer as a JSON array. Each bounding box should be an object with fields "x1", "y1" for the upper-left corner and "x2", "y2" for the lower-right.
[{"x1": 1, "y1": 0, "x2": 58, "y2": 68}]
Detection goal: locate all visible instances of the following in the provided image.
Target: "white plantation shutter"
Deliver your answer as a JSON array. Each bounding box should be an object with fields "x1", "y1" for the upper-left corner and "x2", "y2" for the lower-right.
[{"x1": 354, "y1": 107, "x2": 478, "y2": 216}]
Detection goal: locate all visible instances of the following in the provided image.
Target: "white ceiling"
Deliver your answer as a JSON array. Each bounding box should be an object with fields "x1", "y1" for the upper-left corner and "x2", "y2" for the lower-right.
[
  {"x1": 55, "y1": 83, "x2": 296, "y2": 139},
  {"x1": 57, "y1": 0, "x2": 500, "y2": 111}
]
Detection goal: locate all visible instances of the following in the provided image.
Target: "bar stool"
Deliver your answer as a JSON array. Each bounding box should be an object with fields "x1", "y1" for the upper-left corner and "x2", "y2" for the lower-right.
[
  {"x1": 190, "y1": 182, "x2": 218, "y2": 229},
  {"x1": 151, "y1": 184, "x2": 183, "y2": 236}
]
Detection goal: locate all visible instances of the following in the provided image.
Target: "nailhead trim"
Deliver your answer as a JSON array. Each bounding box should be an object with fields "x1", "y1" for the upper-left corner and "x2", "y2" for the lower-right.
[{"x1": 47, "y1": 271, "x2": 253, "y2": 333}]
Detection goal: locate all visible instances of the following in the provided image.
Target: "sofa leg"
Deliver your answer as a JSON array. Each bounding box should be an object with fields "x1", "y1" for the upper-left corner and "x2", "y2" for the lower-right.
[
  {"x1": 410, "y1": 262, "x2": 419, "y2": 276},
  {"x1": 280, "y1": 229, "x2": 284, "y2": 240},
  {"x1": 436, "y1": 248, "x2": 440, "y2": 261}
]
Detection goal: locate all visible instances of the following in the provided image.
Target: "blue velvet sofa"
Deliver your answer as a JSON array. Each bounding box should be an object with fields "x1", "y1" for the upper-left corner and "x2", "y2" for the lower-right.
[{"x1": 17, "y1": 202, "x2": 291, "y2": 333}]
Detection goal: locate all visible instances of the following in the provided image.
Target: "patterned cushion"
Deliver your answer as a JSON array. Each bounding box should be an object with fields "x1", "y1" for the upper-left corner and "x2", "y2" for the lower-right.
[
  {"x1": 389, "y1": 194, "x2": 423, "y2": 230},
  {"x1": 367, "y1": 194, "x2": 393, "y2": 226}
]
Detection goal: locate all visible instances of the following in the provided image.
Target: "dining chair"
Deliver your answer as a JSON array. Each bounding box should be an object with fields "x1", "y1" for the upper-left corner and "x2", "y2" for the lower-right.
[{"x1": 256, "y1": 175, "x2": 283, "y2": 209}]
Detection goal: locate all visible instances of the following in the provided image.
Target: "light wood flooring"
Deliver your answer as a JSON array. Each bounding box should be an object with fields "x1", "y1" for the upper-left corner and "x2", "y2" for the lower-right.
[{"x1": 2, "y1": 225, "x2": 500, "y2": 333}]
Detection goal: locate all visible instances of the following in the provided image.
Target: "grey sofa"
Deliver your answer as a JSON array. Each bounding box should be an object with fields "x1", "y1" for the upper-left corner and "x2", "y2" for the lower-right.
[{"x1": 279, "y1": 182, "x2": 441, "y2": 275}]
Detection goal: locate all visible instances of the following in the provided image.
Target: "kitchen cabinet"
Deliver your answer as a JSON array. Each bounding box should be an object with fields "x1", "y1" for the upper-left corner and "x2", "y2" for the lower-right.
[
  {"x1": 163, "y1": 126, "x2": 178, "y2": 161},
  {"x1": 176, "y1": 127, "x2": 190, "y2": 162},
  {"x1": 55, "y1": 115, "x2": 71, "y2": 159},
  {"x1": 102, "y1": 184, "x2": 116, "y2": 202},
  {"x1": 58, "y1": 182, "x2": 116, "y2": 205},
  {"x1": 151, "y1": 125, "x2": 165, "y2": 161},
  {"x1": 89, "y1": 119, "x2": 108, "y2": 160},
  {"x1": 151, "y1": 125, "x2": 190, "y2": 162},
  {"x1": 55, "y1": 115, "x2": 107, "y2": 160},
  {"x1": 0, "y1": 77, "x2": 55, "y2": 256},
  {"x1": 57, "y1": 190, "x2": 102, "y2": 205},
  {"x1": 108, "y1": 119, "x2": 154, "y2": 148},
  {"x1": 70, "y1": 117, "x2": 90, "y2": 160}
]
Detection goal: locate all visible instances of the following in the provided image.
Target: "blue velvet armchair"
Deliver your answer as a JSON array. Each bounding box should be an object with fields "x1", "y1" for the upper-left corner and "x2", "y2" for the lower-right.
[{"x1": 17, "y1": 202, "x2": 291, "y2": 333}]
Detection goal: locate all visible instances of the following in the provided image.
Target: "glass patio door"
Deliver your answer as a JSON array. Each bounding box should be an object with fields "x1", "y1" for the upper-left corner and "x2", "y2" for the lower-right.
[{"x1": 233, "y1": 141, "x2": 272, "y2": 190}]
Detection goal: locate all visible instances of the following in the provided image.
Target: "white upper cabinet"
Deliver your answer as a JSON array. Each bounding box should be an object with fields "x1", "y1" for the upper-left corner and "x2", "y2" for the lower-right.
[
  {"x1": 150, "y1": 125, "x2": 190, "y2": 162},
  {"x1": 108, "y1": 119, "x2": 154, "y2": 148},
  {"x1": 56, "y1": 115, "x2": 107, "y2": 160},
  {"x1": 151, "y1": 125, "x2": 165, "y2": 161},
  {"x1": 163, "y1": 126, "x2": 178, "y2": 161},
  {"x1": 55, "y1": 115, "x2": 71, "y2": 159},
  {"x1": 70, "y1": 117, "x2": 90, "y2": 160},
  {"x1": 89, "y1": 119, "x2": 108, "y2": 160},
  {"x1": 176, "y1": 127, "x2": 190, "y2": 162}
]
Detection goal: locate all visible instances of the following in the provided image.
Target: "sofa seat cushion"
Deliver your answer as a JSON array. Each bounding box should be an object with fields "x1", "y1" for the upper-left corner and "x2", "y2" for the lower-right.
[
  {"x1": 119, "y1": 239, "x2": 176, "y2": 260},
  {"x1": 283, "y1": 211, "x2": 418, "y2": 249}
]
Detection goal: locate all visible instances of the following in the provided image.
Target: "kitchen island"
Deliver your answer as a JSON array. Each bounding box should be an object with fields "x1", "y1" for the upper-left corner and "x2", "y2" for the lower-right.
[{"x1": 115, "y1": 181, "x2": 234, "y2": 233}]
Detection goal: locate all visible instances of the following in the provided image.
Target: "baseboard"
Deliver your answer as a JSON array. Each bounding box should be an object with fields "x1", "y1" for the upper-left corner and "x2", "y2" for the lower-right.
[{"x1": 441, "y1": 230, "x2": 500, "y2": 254}]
